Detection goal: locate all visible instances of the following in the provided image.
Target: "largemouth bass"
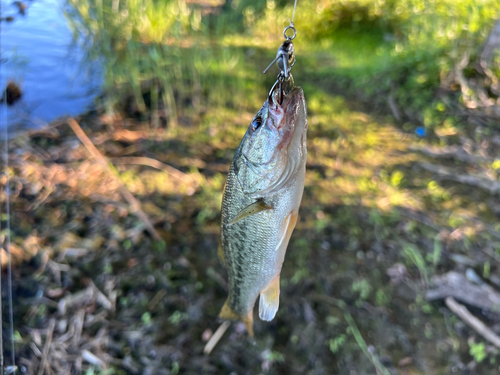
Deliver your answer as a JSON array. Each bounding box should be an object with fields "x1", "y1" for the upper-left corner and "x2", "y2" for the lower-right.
[{"x1": 219, "y1": 86, "x2": 307, "y2": 336}]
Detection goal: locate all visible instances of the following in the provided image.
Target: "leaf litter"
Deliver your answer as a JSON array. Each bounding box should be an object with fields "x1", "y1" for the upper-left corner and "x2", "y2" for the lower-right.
[{"x1": 5, "y1": 84, "x2": 500, "y2": 374}]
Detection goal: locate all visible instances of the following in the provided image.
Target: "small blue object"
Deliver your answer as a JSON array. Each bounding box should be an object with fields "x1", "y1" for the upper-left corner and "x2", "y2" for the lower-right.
[{"x1": 415, "y1": 126, "x2": 426, "y2": 137}]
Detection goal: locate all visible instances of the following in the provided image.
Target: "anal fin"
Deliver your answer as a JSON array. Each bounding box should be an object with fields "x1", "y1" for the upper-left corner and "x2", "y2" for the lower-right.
[
  {"x1": 259, "y1": 275, "x2": 280, "y2": 321},
  {"x1": 228, "y1": 199, "x2": 273, "y2": 226},
  {"x1": 219, "y1": 299, "x2": 254, "y2": 337}
]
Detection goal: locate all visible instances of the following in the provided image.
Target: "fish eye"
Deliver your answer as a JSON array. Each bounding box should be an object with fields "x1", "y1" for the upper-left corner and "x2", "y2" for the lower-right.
[{"x1": 251, "y1": 116, "x2": 262, "y2": 131}]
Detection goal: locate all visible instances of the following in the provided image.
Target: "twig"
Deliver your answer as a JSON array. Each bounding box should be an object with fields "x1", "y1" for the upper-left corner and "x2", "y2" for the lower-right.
[
  {"x1": 307, "y1": 292, "x2": 347, "y2": 309},
  {"x1": 409, "y1": 145, "x2": 487, "y2": 165},
  {"x1": 30, "y1": 342, "x2": 42, "y2": 358},
  {"x1": 110, "y1": 358, "x2": 139, "y2": 374},
  {"x1": 445, "y1": 296, "x2": 500, "y2": 348},
  {"x1": 87, "y1": 194, "x2": 129, "y2": 210},
  {"x1": 67, "y1": 118, "x2": 161, "y2": 241},
  {"x1": 388, "y1": 92, "x2": 401, "y2": 121},
  {"x1": 454, "y1": 51, "x2": 476, "y2": 108},
  {"x1": 73, "y1": 310, "x2": 85, "y2": 349},
  {"x1": 481, "y1": 247, "x2": 500, "y2": 263},
  {"x1": 206, "y1": 267, "x2": 228, "y2": 292},
  {"x1": 33, "y1": 251, "x2": 50, "y2": 278},
  {"x1": 419, "y1": 162, "x2": 500, "y2": 196},
  {"x1": 396, "y1": 208, "x2": 441, "y2": 232},
  {"x1": 112, "y1": 156, "x2": 193, "y2": 185},
  {"x1": 203, "y1": 321, "x2": 230, "y2": 355},
  {"x1": 88, "y1": 280, "x2": 114, "y2": 311},
  {"x1": 37, "y1": 319, "x2": 55, "y2": 375},
  {"x1": 82, "y1": 350, "x2": 107, "y2": 370},
  {"x1": 58, "y1": 288, "x2": 93, "y2": 315},
  {"x1": 147, "y1": 289, "x2": 167, "y2": 311}
]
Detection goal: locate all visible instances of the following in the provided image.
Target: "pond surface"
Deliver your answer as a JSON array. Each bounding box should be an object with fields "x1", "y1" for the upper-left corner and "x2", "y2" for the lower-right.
[{"x1": 0, "y1": 0, "x2": 101, "y2": 135}]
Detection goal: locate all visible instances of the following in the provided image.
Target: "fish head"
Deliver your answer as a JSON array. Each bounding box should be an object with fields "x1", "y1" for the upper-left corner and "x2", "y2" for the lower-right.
[{"x1": 234, "y1": 86, "x2": 307, "y2": 196}]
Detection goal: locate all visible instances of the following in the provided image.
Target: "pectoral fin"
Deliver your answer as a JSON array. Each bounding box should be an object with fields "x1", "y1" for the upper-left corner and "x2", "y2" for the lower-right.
[
  {"x1": 219, "y1": 299, "x2": 254, "y2": 336},
  {"x1": 259, "y1": 275, "x2": 280, "y2": 321},
  {"x1": 228, "y1": 200, "x2": 273, "y2": 226}
]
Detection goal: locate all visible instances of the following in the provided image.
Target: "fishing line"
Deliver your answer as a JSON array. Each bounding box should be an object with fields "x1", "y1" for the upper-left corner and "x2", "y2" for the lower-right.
[
  {"x1": 0, "y1": 9, "x2": 4, "y2": 371},
  {"x1": 6, "y1": 126, "x2": 16, "y2": 371},
  {"x1": 291, "y1": 0, "x2": 298, "y2": 24},
  {"x1": 0, "y1": 126, "x2": 3, "y2": 375},
  {"x1": 263, "y1": 0, "x2": 299, "y2": 106},
  {"x1": 1, "y1": 79, "x2": 17, "y2": 372}
]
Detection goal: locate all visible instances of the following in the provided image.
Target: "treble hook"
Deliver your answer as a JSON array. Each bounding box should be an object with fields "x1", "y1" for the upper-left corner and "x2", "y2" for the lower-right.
[
  {"x1": 264, "y1": 22, "x2": 297, "y2": 105},
  {"x1": 263, "y1": 24, "x2": 297, "y2": 78},
  {"x1": 268, "y1": 73, "x2": 294, "y2": 106}
]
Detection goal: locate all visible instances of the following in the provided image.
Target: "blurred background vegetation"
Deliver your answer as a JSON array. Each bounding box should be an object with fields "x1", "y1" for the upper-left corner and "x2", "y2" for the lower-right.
[
  {"x1": 65, "y1": 0, "x2": 500, "y2": 132},
  {"x1": 5, "y1": 0, "x2": 500, "y2": 374}
]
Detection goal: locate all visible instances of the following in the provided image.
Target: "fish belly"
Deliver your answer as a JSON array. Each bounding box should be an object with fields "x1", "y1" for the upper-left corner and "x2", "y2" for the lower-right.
[{"x1": 220, "y1": 163, "x2": 305, "y2": 318}]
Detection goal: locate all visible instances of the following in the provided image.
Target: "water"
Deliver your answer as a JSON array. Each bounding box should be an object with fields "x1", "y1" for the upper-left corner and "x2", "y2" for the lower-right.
[{"x1": 0, "y1": 0, "x2": 101, "y2": 135}]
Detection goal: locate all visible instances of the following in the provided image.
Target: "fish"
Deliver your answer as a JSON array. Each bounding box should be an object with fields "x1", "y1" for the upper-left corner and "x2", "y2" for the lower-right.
[{"x1": 218, "y1": 85, "x2": 308, "y2": 336}]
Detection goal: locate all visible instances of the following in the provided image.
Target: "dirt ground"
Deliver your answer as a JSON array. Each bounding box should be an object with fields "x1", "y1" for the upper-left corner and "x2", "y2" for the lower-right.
[{"x1": 4, "y1": 76, "x2": 500, "y2": 374}]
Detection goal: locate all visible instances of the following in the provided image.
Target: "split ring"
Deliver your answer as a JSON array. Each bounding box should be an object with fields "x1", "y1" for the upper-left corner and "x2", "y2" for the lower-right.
[{"x1": 283, "y1": 25, "x2": 296, "y2": 40}]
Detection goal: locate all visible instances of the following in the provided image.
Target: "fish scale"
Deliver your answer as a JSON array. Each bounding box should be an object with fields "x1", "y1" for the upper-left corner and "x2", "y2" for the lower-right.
[
  {"x1": 219, "y1": 87, "x2": 307, "y2": 335},
  {"x1": 222, "y1": 166, "x2": 291, "y2": 311}
]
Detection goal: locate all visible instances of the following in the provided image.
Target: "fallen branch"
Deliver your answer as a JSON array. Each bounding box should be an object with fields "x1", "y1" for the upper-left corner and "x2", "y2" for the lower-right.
[
  {"x1": 409, "y1": 145, "x2": 487, "y2": 165},
  {"x1": 112, "y1": 156, "x2": 193, "y2": 185},
  {"x1": 426, "y1": 271, "x2": 500, "y2": 312},
  {"x1": 67, "y1": 118, "x2": 161, "y2": 241},
  {"x1": 419, "y1": 162, "x2": 500, "y2": 196},
  {"x1": 480, "y1": 18, "x2": 500, "y2": 67},
  {"x1": 446, "y1": 296, "x2": 500, "y2": 348}
]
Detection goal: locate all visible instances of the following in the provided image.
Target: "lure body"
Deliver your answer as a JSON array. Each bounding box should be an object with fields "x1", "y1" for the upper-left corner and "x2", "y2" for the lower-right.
[{"x1": 219, "y1": 87, "x2": 307, "y2": 335}]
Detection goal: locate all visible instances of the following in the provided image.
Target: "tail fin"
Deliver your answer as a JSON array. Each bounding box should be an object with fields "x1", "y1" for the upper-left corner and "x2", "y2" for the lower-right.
[{"x1": 219, "y1": 300, "x2": 254, "y2": 337}]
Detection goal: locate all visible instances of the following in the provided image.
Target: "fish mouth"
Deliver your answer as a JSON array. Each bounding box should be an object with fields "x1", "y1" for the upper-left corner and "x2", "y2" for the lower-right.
[
  {"x1": 235, "y1": 86, "x2": 307, "y2": 197},
  {"x1": 269, "y1": 86, "x2": 307, "y2": 152},
  {"x1": 281, "y1": 87, "x2": 304, "y2": 126},
  {"x1": 280, "y1": 86, "x2": 303, "y2": 111},
  {"x1": 246, "y1": 85, "x2": 306, "y2": 196}
]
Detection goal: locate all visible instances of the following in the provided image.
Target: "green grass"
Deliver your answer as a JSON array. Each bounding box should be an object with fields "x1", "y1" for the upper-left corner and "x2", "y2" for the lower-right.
[
  {"x1": 402, "y1": 242, "x2": 430, "y2": 286},
  {"x1": 65, "y1": 0, "x2": 500, "y2": 134},
  {"x1": 344, "y1": 312, "x2": 391, "y2": 375}
]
